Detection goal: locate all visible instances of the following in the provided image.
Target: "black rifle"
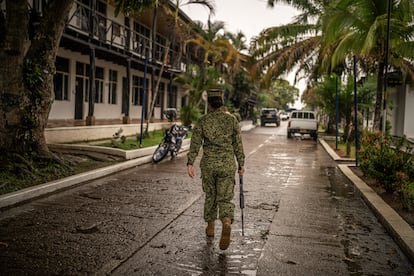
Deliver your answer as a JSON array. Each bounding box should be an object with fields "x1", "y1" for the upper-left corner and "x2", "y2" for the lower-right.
[{"x1": 239, "y1": 175, "x2": 245, "y2": 236}]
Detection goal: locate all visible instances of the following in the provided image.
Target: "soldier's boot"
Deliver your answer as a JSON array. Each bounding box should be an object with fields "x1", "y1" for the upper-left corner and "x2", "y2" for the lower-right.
[
  {"x1": 219, "y1": 217, "x2": 232, "y2": 250},
  {"x1": 206, "y1": 220, "x2": 215, "y2": 237}
]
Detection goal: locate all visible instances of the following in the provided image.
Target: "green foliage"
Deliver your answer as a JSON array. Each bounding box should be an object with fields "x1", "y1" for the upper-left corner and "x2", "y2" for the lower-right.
[
  {"x1": 359, "y1": 131, "x2": 414, "y2": 194},
  {"x1": 100, "y1": 128, "x2": 192, "y2": 150},
  {"x1": 0, "y1": 153, "x2": 111, "y2": 195},
  {"x1": 180, "y1": 105, "x2": 201, "y2": 126},
  {"x1": 257, "y1": 78, "x2": 299, "y2": 113},
  {"x1": 23, "y1": 58, "x2": 44, "y2": 90},
  {"x1": 113, "y1": 0, "x2": 156, "y2": 16}
]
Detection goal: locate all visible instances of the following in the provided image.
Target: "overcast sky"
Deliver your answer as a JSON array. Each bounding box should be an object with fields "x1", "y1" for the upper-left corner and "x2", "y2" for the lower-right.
[
  {"x1": 180, "y1": 0, "x2": 299, "y2": 44},
  {"x1": 181, "y1": 0, "x2": 304, "y2": 108}
]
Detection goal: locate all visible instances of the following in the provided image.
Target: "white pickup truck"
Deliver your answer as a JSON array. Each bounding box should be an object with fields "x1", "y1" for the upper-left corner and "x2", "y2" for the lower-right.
[{"x1": 287, "y1": 110, "x2": 319, "y2": 141}]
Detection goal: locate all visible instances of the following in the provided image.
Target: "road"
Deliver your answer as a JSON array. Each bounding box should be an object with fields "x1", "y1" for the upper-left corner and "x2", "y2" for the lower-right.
[{"x1": 0, "y1": 121, "x2": 413, "y2": 275}]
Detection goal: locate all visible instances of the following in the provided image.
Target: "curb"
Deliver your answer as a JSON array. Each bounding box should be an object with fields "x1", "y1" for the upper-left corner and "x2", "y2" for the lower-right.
[
  {"x1": 319, "y1": 139, "x2": 414, "y2": 264},
  {"x1": 0, "y1": 122, "x2": 256, "y2": 210},
  {"x1": 0, "y1": 155, "x2": 153, "y2": 210},
  {"x1": 0, "y1": 144, "x2": 189, "y2": 211},
  {"x1": 318, "y1": 138, "x2": 355, "y2": 163}
]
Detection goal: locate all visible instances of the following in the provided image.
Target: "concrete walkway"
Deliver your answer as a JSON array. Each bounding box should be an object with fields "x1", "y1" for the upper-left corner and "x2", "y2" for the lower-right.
[
  {"x1": 0, "y1": 120, "x2": 256, "y2": 209},
  {"x1": 1, "y1": 124, "x2": 413, "y2": 264}
]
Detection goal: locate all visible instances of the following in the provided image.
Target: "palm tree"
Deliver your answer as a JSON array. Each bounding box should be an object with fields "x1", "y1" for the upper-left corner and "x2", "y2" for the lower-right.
[
  {"x1": 186, "y1": 19, "x2": 234, "y2": 66},
  {"x1": 115, "y1": 0, "x2": 215, "y2": 133},
  {"x1": 321, "y1": 0, "x2": 414, "y2": 130},
  {"x1": 250, "y1": 0, "x2": 327, "y2": 90},
  {"x1": 223, "y1": 31, "x2": 248, "y2": 53},
  {"x1": 146, "y1": 1, "x2": 215, "y2": 129}
]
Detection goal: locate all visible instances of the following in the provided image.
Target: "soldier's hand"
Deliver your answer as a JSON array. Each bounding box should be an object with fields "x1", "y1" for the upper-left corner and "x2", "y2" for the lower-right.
[
  {"x1": 187, "y1": 164, "x2": 195, "y2": 178},
  {"x1": 238, "y1": 166, "x2": 245, "y2": 176}
]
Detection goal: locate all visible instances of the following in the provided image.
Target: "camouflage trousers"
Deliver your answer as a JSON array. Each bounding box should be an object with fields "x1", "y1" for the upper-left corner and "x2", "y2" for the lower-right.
[{"x1": 201, "y1": 167, "x2": 235, "y2": 223}]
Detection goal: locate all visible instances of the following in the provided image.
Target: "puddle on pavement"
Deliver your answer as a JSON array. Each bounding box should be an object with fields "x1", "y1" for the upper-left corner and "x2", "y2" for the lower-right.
[{"x1": 325, "y1": 166, "x2": 356, "y2": 199}]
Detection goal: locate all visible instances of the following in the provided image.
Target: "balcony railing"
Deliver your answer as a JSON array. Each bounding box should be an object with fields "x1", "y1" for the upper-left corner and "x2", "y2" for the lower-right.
[{"x1": 65, "y1": 1, "x2": 188, "y2": 71}]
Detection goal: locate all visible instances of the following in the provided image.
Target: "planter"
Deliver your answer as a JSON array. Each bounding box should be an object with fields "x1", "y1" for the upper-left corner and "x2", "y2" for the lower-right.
[{"x1": 400, "y1": 192, "x2": 414, "y2": 211}]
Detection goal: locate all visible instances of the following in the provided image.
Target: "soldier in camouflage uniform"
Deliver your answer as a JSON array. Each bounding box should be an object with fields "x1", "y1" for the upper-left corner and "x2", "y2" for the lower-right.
[{"x1": 187, "y1": 89, "x2": 245, "y2": 250}]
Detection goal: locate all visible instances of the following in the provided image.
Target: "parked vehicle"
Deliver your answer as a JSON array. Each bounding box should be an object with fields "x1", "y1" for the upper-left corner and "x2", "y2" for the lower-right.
[
  {"x1": 287, "y1": 110, "x2": 318, "y2": 141},
  {"x1": 260, "y1": 108, "x2": 280, "y2": 127},
  {"x1": 152, "y1": 124, "x2": 189, "y2": 163},
  {"x1": 279, "y1": 111, "x2": 289, "y2": 120}
]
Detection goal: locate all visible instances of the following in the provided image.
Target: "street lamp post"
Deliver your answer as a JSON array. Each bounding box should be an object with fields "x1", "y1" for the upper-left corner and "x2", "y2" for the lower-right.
[
  {"x1": 353, "y1": 56, "x2": 359, "y2": 167},
  {"x1": 382, "y1": 0, "x2": 392, "y2": 134},
  {"x1": 335, "y1": 75, "x2": 339, "y2": 150},
  {"x1": 139, "y1": 47, "x2": 149, "y2": 147}
]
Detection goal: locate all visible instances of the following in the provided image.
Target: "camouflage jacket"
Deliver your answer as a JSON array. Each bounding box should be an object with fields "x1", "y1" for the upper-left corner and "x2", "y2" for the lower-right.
[{"x1": 187, "y1": 110, "x2": 245, "y2": 169}]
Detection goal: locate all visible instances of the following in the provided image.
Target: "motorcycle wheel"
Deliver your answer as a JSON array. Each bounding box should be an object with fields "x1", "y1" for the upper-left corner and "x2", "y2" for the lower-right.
[{"x1": 152, "y1": 141, "x2": 169, "y2": 163}]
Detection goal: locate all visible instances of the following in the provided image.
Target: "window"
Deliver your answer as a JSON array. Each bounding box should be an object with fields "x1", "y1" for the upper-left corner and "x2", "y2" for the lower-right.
[
  {"x1": 108, "y1": 69, "x2": 117, "y2": 104},
  {"x1": 132, "y1": 75, "x2": 148, "y2": 106},
  {"x1": 95, "y1": 67, "x2": 104, "y2": 103},
  {"x1": 112, "y1": 22, "x2": 121, "y2": 37},
  {"x1": 78, "y1": 62, "x2": 104, "y2": 103},
  {"x1": 155, "y1": 34, "x2": 167, "y2": 61},
  {"x1": 96, "y1": 0, "x2": 107, "y2": 40},
  {"x1": 76, "y1": 62, "x2": 89, "y2": 102},
  {"x1": 54, "y1": 56, "x2": 69, "y2": 101},
  {"x1": 133, "y1": 22, "x2": 150, "y2": 56},
  {"x1": 156, "y1": 82, "x2": 164, "y2": 107},
  {"x1": 132, "y1": 76, "x2": 139, "y2": 105},
  {"x1": 167, "y1": 85, "x2": 177, "y2": 108},
  {"x1": 76, "y1": 0, "x2": 90, "y2": 31}
]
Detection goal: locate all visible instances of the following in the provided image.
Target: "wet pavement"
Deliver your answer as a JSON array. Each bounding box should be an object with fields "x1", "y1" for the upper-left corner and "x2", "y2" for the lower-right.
[{"x1": 0, "y1": 123, "x2": 413, "y2": 275}]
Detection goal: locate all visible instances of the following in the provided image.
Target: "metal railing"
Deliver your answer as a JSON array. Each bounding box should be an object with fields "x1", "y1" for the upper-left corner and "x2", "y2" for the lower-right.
[{"x1": 65, "y1": 1, "x2": 187, "y2": 70}]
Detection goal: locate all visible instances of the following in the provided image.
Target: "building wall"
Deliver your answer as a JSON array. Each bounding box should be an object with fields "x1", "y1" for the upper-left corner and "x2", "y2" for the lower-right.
[
  {"x1": 404, "y1": 84, "x2": 414, "y2": 138},
  {"x1": 388, "y1": 84, "x2": 414, "y2": 139},
  {"x1": 389, "y1": 85, "x2": 405, "y2": 137},
  {"x1": 48, "y1": 1, "x2": 185, "y2": 126},
  {"x1": 49, "y1": 48, "x2": 184, "y2": 123}
]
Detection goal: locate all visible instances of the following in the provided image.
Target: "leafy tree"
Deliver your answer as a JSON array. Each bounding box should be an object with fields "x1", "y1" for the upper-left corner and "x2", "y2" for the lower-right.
[
  {"x1": 251, "y1": 0, "x2": 326, "y2": 88},
  {"x1": 257, "y1": 79, "x2": 298, "y2": 109},
  {"x1": 230, "y1": 70, "x2": 255, "y2": 119},
  {"x1": 321, "y1": 0, "x2": 414, "y2": 130},
  {"x1": 0, "y1": 0, "x2": 75, "y2": 159},
  {"x1": 257, "y1": 0, "x2": 414, "y2": 133},
  {"x1": 175, "y1": 64, "x2": 222, "y2": 124},
  {"x1": 114, "y1": 0, "x2": 215, "y2": 135},
  {"x1": 223, "y1": 31, "x2": 248, "y2": 53}
]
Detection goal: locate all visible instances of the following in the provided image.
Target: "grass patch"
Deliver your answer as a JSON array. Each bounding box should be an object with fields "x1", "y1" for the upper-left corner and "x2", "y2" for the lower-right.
[
  {"x1": 0, "y1": 155, "x2": 115, "y2": 196},
  {"x1": 325, "y1": 139, "x2": 356, "y2": 158},
  {"x1": 0, "y1": 127, "x2": 192, "y2": 196},
  {"x1": 97, "y1": 128, "x2": 192, "y2": 150},
  {"x1": 98, "y1": 129, "x2": 166, "y2": 150}
]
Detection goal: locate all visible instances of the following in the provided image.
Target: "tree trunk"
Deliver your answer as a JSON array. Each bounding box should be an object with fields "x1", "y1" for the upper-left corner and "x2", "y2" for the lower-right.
[
  {"x1": 0, "y1": 0, "x2": 74, "y2": 157},
  {"x1": 145, "y1": 43, "x2": 170, "y2": 134}
]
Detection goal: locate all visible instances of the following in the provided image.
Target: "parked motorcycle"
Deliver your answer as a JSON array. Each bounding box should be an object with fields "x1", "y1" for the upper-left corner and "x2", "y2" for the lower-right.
[{"x1": 152, "y1": 124, "x2": 189, "y2": 163}]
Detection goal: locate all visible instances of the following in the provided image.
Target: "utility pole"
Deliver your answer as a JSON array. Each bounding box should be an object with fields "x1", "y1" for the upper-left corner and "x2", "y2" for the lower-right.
[{"x1": 382, "y1": 0, "x2": 392, "y2": 135}]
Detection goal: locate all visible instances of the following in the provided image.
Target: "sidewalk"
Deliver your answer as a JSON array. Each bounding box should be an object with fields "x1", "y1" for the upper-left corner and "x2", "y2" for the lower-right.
[
  {"x1": 319, "y1": 138, "x2": 414, "y2": 264},
  {"x1": 0, "y1": 120, "x2": 256, "y2": 210},
  {"x1": 1, "y1": 124, "x2": 413, "y2": 265}
]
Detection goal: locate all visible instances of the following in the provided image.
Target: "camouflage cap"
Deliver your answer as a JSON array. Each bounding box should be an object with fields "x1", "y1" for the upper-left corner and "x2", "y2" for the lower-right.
[{"x1": 207, "y1": 89, "x2": 223, "y2": 98}]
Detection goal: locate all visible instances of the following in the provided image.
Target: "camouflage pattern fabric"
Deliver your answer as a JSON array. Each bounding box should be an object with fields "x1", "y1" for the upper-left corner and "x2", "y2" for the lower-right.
[{"x1": 187, "y1": 110, "x2": 245, "y2": 222}]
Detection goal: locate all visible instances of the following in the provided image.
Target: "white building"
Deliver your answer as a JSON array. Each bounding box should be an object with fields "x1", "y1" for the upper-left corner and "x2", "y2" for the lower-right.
[
  {"x1": 39, "y1": 0, "x2": 201, "y2": 129},
  {"x1": 388, "y1": 83, "x2": 414, "y2": 141}
]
